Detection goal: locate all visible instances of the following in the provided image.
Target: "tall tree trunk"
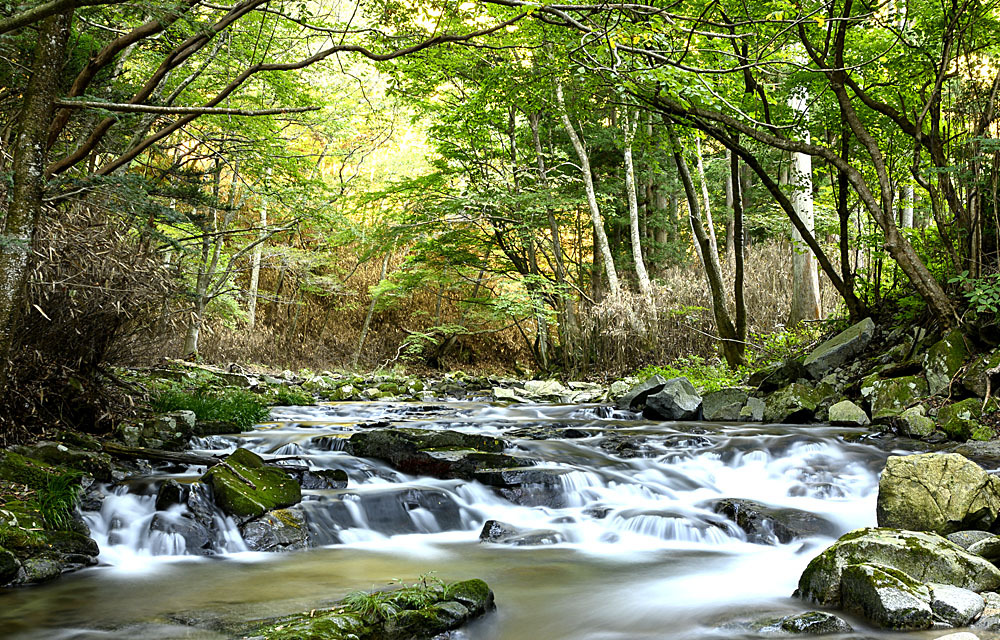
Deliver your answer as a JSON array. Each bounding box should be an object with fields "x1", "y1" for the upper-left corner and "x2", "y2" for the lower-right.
[
  {"x1": 731, "y1": 143, "x2": 746, "y2": 351},
  {"x1": 901, "y1": 184, "x2": 914, "y2": 229},
  {"x1": 0, "y1": 11, "x2": 72, "y2": 387},
  {"x1": 787, "y1": 92, "x2": 823, "y2": 326},
  {"x1": 695, "y1": 136, "x2": 718, "y2": 254},
  {"x1": 668, "y1": 124, "x2": 743, "y2": 367},
  {"x1": 555, "y1": 80, "x2": 620, "y2": 297},
  {"x1": 247, "y1": 170, "x2": 269, "y2": 330},
  {"x1": 353, "y1": 248, "x2": 392, "y2": 369},
  {"x1": 624, "y1": 109, "x2": 653, "y2": 303}
]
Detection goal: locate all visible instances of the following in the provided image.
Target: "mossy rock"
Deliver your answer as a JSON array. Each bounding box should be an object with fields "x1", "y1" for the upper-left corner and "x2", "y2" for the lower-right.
[
  {"x1": 840, "y1": 562, "x2": 933, "y2": 630},
  {"x1": 0, "y1": 452, "x2": 55, "y2": 490},
  {"x1": 201, "y1": 448, "x2": 301, "y2": 519},
  {"x1": 803, "y1": 317, "x2": 876, "y2": 379},
  {"x1": 762, "y1": 383, "x2": 820, "y2": 423},
  {"x1": 863, "y1": 375, "x2": 928, "y2": 421},
  {"x1": 895, "y1": 406, "x2": 935, "y2": 438},
  {"x1": 924, "y1": 329, "x2": 970, "y2": 396},
  {"x1": 795, "y1": 528, "x2": 1000, "y2": 607},
  {"x1": 877, "y1": 453, "x2": 1000, "y2": 535},
  {"x1": 963, "y1": 349, "x2": 1000, "y2": 398},
  {"x1": 0, "y1": 546, "x2": 20, "y2": 584},
  {"x1": 938, "y1": 398, "x2": 995, "y2": 441}
]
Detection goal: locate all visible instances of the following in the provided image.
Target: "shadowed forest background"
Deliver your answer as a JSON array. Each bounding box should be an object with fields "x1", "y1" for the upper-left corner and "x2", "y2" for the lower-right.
[{"x1": 1, "y1": 0, "x2": 998, "y2": 439}]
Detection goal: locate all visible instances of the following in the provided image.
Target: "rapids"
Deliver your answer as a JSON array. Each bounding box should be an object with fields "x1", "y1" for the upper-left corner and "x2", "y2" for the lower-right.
[{"x1": 0, "y1": 401, "x2": 940, "y2": 639}]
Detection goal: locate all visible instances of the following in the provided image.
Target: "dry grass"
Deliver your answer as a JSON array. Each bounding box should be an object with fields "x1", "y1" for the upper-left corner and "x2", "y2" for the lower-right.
[{"x1": 577, "y1": 240, "x2": 842, "y2": 375}]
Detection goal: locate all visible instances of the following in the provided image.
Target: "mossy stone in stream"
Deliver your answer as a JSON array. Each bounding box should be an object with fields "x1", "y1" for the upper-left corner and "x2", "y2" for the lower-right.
[
  {"x1": 938, "y1": 398, "x2": 995, "y2": 441},
  {"x1": 762, "y1": 383, "x2": 821, "y2": 423},
  {"x1": 863, "y1": 375, "x2": 928, "y2": 421},
  {"x1": 0, "y1": 546, "x2": 20, "y2": 584},
  {"x1": 201, "y1": 448, "x2": 301, "y2": 519}
]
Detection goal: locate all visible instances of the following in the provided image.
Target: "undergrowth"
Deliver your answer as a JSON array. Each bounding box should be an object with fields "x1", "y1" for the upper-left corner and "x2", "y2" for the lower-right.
[{"x1": 151, "y1": 389, "x2": 270, "y2": 430}]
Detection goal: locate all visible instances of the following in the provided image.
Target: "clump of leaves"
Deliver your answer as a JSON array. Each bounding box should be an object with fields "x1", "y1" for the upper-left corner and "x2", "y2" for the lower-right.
[
  {"x1": 342, "y1": 589, "x2": 403, "y2": 624},
  {"x1": 634, "y1": 355, "x2": 741, "y2": 393},
  {"x1": 152, "y1": 389, "x2": 270, "y2": 430},
  {"x1": 268, "y1": 386, "x2": 315, "y2": 407},
  {"x1": 37, "y1": 471, "x2": 83, "y2": 531}
]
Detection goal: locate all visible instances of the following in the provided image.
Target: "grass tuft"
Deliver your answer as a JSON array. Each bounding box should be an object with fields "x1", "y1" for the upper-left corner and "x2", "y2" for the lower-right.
[{"x1": 152, "y1": 389, "x2": 270, "y2": 431}]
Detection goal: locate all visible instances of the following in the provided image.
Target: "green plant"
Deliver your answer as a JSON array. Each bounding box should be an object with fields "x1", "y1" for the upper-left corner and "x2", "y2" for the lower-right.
[
  {"x1": 342, "y1": 589, "x2": 403, "y2": 623},
  {"x1": 949, "y1": 271, "x2": 1000, "y2": 315},
  {"x1": 37, "y1": 472, "x2": 83, "y2": 531},
  {"x1": 151, "y1": 389, "x2": 270, "y2": 430},
  {"x1": 633, "y1": 355, "x2": 741, "y2": 393},
  {"x1": 268, "y1": 386, "x2": 316, "y2": 407}
]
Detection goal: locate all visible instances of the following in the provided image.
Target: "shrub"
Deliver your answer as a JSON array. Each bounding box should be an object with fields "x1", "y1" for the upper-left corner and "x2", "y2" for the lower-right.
[{"x1": 268, "y1": 386, "x2": 316, "y2": 407}]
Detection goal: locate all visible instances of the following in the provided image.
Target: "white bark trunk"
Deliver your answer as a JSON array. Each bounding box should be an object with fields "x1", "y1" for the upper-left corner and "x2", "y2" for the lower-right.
[
  {"x1": 901, "y1": 184, "x2": 914, "y2": 229},
  {"x1": 555, "y1": 80, "x2": 620, "y2": 296},
  {"x1": 624, "y1": 109, "x2": 652, "y2": 302},
  {"x1": 695, "y1": 137, "x2": 718, "y2": 254},
  {"x1": 247, "y1": 173, "x2": 269, "y2": 330},
  {"x1": 788, "y1": 91, "x2": 822, "y2": 325}
]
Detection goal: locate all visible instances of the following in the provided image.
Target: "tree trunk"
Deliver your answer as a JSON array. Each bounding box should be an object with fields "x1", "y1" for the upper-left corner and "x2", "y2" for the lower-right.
[
  {"x1": 668, "y1": 124, "x2": 743, "y2": 367},
  {"x1": 695, "y1": 136, "x2": 718, "y2": 254},
  {"x1": 353, "y1": 248, "x2": 391, "y2": 369},
  {"x1": 0, "y1": 10, "x2": 72, "y2": 387},
  {"x1": 555, "y1": 80, "x2": 620, "y2": 297},
  {"x1": 624, "y1": 109, "x2": 653, "y2": 303},
  {"x1": 247, "y1": 170, "x2": 270, "y2": 330},
  {"x1": 901, "y1": 184, "x2": 914, "y2": 229},
  {"x1": 731, "y1": 143, "x2": 746, "y2": 349},
  {"x1": 787, "y1": 92, "x2": 823, "y2": 326}
]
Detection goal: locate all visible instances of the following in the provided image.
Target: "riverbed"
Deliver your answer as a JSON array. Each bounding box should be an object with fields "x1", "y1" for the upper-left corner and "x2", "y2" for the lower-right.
[{"x1": 0, "y1": 401, "x2": 943, "y2": 639}]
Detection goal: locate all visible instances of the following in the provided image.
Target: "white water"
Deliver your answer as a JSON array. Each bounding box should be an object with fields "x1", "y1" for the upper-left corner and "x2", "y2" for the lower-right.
[{"x1": 0, "y1": 401, "x2": 923, "y2": 639}]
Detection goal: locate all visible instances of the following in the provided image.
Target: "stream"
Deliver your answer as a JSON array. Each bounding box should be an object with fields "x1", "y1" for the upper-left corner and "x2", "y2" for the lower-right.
[{"x1": 0, "y1": 400, "x2": 944, "y2": 639}]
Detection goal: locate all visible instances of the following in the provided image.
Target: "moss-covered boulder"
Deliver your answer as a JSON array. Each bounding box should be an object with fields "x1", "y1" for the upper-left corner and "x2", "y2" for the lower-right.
[
  {"x1": 963, "y1": 349, "x2": 1000, "y2": 398},
  {"x1": 803, "y1": 317, "x2": 876, "y2": 379},
  {"x1": 924, "y1": 329, "x2": 970, "y2": 396},
  {"x1": 247, "y1": 578, "x2": 495, "y2": 640},
  {"x1": 702, "y1": 388, "x2": 749, "y2": 422},
  {"x1": 828, "y1": 400, "x2": 870, "y2": 426},
  {"x1": 895, "y1": 406, "x2": 936, "y2": 438},
  {"x1": 762, "y1": 383, "x2": 820, "y2": 423},
  {"x1": 201, "y1": 448, "x2": 301, "y2": 519},
  {"x1": 840, "y1": 562, "x2": 933, "y2": 630},
  {"x1": 938, "y1": 398, "x2": 994, "y2": 441},
  {"x1": 876, "y1": 453, "x2": 1000, "y2": 534},
  {"x1": 795, "y1": 528, "x2": 1000, "y2": 606},
  {"x1": 862, "y1": 375, "x2": 928, "y2": 421},
  {"x1": 240, "y1": 507, "x2": 309, "y2": 552}
]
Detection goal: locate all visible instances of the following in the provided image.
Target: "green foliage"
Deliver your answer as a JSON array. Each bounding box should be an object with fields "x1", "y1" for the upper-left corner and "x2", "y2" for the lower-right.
[
  {"x1": 634, "y1": 355, "x2": 741, "y2": 392},
  {"x1": 37, "y1": 472, "x2": 83, "y2": 531},
  {"x1": 948, "y1": 271, "x2": 1000, "y2": 315},
  {"x1": 342, "y1": 574, "x2": 451, "y2": 624},
  {"x1": 267, "y1": 386, "x2": 316, "y2": 407},
  {"x1": 151, "y1": 389, "x2": 270, "y2": 430}
]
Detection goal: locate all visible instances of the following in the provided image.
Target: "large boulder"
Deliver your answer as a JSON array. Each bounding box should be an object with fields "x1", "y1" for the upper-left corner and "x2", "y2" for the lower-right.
[
  {"x1": 762, "y1": 383, "x2": 820, "y2": 423},
  {"x1": 201, "y1": 448, "x2": 302, "y2": 519},
  {"x1": 938, "y1": 398, "x2": 994, "y2": 441},
  {"x1": 840, "y1": 562, "x2": 932, "y2": 630},
  {"x1": 241, "y1": 507, "x2": 309, "y2": 552},
  {"x1": 707, "y1": 498, "x2": 837, "y2": 544},
  {"x1": 701, "y1": 388, "x2": 749, "y2": 422},
  {"x1": 803, "y1": 317, "x2": 876, "y2": 379},
  {"x1": 739, "y1": 397, "x2": 765, "y2": 422},
  {"x1": 795, "y1": 528, "x2": 1000, "y2": 606},
  {"x1": 644, "y1": 377, "x2": 702, "y2": 421},
  {"x1": 828, "y1": 400, "x2": 870, "y2": 426},
  {"x1": 963, "y1": 350, "x2": 1000, "y2": 398},
  {"x1": 877, "y1": 453, "x2": 1000, "y2": 534},
  {"x1": 929, "y1": 583, "x2": 986, "y2": 627},
  {"x1": 748, "y1": 358, "x2": 810, "y2": 394},
  {"x1": 616, "y1": 375, "x2": 666, "y2": 411},
  {"x1": 895, "y1": 406, "x2": 936, "y2": 438},
  {"x1": 346, "y1": 428, "x2": 526, "y2": 480},
  {"x1": 925, "y1": 329, "x2": 970, "y2": 396},
  {"x1": 862, "y1": 375, "x2": 928, "y2": 421}
]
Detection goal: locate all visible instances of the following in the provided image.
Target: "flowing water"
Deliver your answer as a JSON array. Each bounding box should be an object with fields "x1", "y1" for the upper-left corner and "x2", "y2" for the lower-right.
[{"x1": 0, "y1": 401, "x2": 944, "y2": 639}]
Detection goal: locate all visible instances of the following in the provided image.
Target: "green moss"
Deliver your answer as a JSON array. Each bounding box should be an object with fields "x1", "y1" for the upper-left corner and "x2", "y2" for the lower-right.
[
  {"x1": 268, "y1": 386, "x2": 316, "y2": 407},
  {"x1": 0, "y1": 453, "x2": 53, "y2": 490},
  {"x1": 201, "y1": 448, "x2": 301, "y2": 518}
]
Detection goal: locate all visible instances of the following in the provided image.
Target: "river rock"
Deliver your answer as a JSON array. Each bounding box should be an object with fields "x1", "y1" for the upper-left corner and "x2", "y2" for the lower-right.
[
  {"x1": 707, "y1": 498, "x2": 837, "y2": 544},
  {"x1": 522, "y1": 379, "x2": 569, "y2": 400},
  {"x1": 948, "y1": 531, "x2": 998, "y2": 549},
  {"x1": 292, "y1": 468, "x2": 348, "y2": 490},
  {"x1": 803, "y1": 318, "x2": 876, "y2": 379},
  {"x1": 12, "y1": 441, "x2": 114, "y2": 482},
  {"x1": 762, "y1": 383, "x2": 820, "y2": 423},
  {"x1": 241, "y1": 507, "x2": 309, "y2": 552},
  {"x1": 346, "y1": 428, "x2": 525, "y2": 480},
  {"x1": 840, "y1": 562, "x2": 933, "y2": 630},
  {"x1": 795, "y1": 528, "x2": 1000, "y2": 606},
  {"x1": 701, "y1": 388, "x2": 749, "y2": 422},
  {"x1": 896, "y1": 406, "x2": 936, "y2": 438},
  {"x1": 155, "y1": 479, "x2": 190, "y2": 511},
  {"x1": 939, "y1": 398, "x2": 994, "y2": 441},
  {"x1": 925, "y1": 330, "x2": 970, "y2": 396},
  {"x1": 644, "y1": 377, "x2": 702, "y2": 421},
  {"x1": 828, "y1": 400, "x2": 870, "y2": 426},
  {"x1": 493, "y1": 387, "x2": 527, "y2": 403},
  {"x1": 969, "y1": 536, "x2": 1000, "y2": 561},
  {"x1": 739, "y1": 397, "x2": 765, "y2": 421},
  {"x1": 862, "y1": 375, "x2": 929, "y2": 421},
  {"x1": 617, "y1": 375, "x2": 667, "y2": 411},
  {"x1": 0, "y1": 547, "x2": 20, "y2": 585},
  {"x1": 201, "y1": 448, "x2": 302, "y2": 519},
  {"x1": 876, "y1": 453, "x2": 1000, "y2": 534},
  {"x1": 930, "y1": 583, "x2": 986, "y2": 627},
  {"x1": 474, "y1": 467, "x2": 569, "y2": 507},
  {"x1": 776, "y1": 611, "x2": 853, "y2": 634},
  {"x1": 479, "y1": 519, "x2": 564, "y2": 546},
  {"x1": 963, "y1": 350, "x2": 1000, "y2": 398},
  {"x1": 749, "y1": 358, "x2": 811, "y2": 394},
  {"x1": 149, "y1": 511, "x2": 214, "y2": 555},
  {"x1": 974, "y1": 592, "x2": 1000, "y2": 631}
]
